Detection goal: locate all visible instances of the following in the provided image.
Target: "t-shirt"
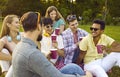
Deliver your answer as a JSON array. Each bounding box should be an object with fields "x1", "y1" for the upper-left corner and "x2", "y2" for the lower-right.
[
  {"x1": 40, "y1": 35, "x2": 64, "y2": 63},
  {"x1": 79, "y1": 34, "x2": 115, "y2": 64},
  {"x1": 53, "y1": 19, "x2": 65, "y2": 30}
]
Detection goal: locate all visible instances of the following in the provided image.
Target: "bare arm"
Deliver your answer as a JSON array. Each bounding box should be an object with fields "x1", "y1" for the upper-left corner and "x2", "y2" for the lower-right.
[
  {"x1": 29, "y1": 51, "x2": 81, "y2": 77},
  {"x1": 76, "y1": 50, "x2": 86, "y2": 65},
  {"x1": 56, "y1": 48, "x2": 64, "y2": 57},
  {"x1": 60, "y1": 25, "x2": 65, "y2": 34},
  {"x1": 52, "y1": 42, "x2": 64, "y2": 57},
  {"x1": 0, "y1": 40, "x2": 12, "y2": 61},
  {"x1": 0, "y1": 52, "x2": 12, "y2": 61},
  {"x1": 0, "y1": 40, "x2": 5, "y2": 51},
  {"x1": 107, "y1": 41, "x2": 120, "y2": 52}
]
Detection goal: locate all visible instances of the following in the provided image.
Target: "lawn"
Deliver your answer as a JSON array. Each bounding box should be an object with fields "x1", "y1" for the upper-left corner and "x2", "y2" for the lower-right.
[{"x1": 0, "y1": 22, "x2": 120, "y2": 77}]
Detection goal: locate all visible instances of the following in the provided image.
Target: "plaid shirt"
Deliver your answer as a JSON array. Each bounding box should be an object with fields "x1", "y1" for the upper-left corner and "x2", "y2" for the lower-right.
[{"x1": 62, "y1": 28, "x2": 88, "y2": 64}]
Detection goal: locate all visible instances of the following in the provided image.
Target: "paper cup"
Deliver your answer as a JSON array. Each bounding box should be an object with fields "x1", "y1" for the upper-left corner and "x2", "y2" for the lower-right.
[
  {"x1": 51, "y1": 35, "x2": 57, "y2": 43},
  {"x1": 50, "y1": 49, "x2": 57, "y2": 59},
  {"x1": 96, "y1": 45, "x2": 103, "y2": 54},
  {"x1": 55, "y1": 28, "x2": 60, "y2": 35}
]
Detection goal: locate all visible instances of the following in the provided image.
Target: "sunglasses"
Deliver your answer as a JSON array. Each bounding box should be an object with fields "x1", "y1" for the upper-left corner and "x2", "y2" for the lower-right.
[
  {"x1": 35, "y1": 12, "x2": 42, "y2": 25},
  {"x1": 67, "y1": 15, "x2": 77, "y2": 22},
  {"x1": 90, "y1": 27, "x2": 100, "y2": 31},
  {"x1": 46, "y1": 25, "x2": 53, "y2": 28}
]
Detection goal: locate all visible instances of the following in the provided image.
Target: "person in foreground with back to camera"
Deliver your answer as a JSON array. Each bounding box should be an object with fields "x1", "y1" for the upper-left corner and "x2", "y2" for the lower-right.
[
  {"x1": 12, "y1": 11, "x2": 92, "y2": 77},
  {"x1": 77, "y1": 19, "x2": 120, "y2": 77},
  {"x1": 0, "y1": 14, "x2": 21, "y2": 76},
  {"x1": 61, "y1": 14, "x2": 88, "y2": 66}
]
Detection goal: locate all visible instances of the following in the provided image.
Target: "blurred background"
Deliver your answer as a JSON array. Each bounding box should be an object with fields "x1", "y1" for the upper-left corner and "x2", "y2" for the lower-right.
[{"x1": 0, "y1": 0, "x2": 120, "y2": 25}]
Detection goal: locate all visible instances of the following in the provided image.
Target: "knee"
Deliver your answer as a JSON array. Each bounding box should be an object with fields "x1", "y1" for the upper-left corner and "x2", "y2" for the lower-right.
[
  {"x1": 109, "y1": 52, "x2": 120, "y2": 55},
  {"x1": 85, "y1": 65, "x2": 101, "y2": 76},
  {"x1": 65, "y1": 63, "x2": 82, "y2": 71},
  {"x1": 60, "y1": 63, "x2": 85, "y2": 75},
  {"x1": 94, "y1": 65, "x2": 101, "y2": 69},
  {"x1": 1, "y1": 48, "x2": 10, "y2": 55}
]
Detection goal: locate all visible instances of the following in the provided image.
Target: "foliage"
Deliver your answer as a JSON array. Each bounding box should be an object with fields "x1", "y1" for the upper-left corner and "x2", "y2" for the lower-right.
[
  {"x1": 82, "y1": 9, "x2": 92, "y2": 24},
  {"x1": 0, "y1": 0, "x2": 120, "y2": 25},
  {"x1": 0, "y1": 0, "x2": 8, "y2": 11},
  {"x1": 108, "y1": 0, "x2": 120, "y2": 17},
  {"x1": 2, "y1": 0, "x2": 42, "y2": 16}
]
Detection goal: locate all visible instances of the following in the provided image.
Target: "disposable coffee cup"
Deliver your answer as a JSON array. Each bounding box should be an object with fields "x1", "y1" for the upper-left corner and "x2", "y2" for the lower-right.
[
  {"x1": 50, "y1": 49, "x2": 57, "y2": 59},
  {"x1": 51, "y1": 35, "x2": 57, "y2": 43},
  {"x1": 55, "y1": 28, "x2": 60, "y2": 35},
  {"x1": 96, "y1": 45, "x2": 103, "y2": 54}
]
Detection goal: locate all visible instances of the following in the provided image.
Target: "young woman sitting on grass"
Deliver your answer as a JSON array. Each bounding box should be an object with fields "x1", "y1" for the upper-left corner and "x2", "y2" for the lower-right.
[{"x1": 0, "y1": 15, "x2": 21, "y2": 77}]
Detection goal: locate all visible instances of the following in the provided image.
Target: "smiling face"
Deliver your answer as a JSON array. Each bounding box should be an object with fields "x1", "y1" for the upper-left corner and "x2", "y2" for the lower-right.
[
  {"x1": 90, "y1": 23, "x2": 104, "y2": 38},
  {"x1": 44, "y1": 24, "x2": 53, "y2": 35},
  {"x1": 8, "y1": 17, "x2": 20, "y2": 33},
  {"x1": 69, "y1": 19, "x2": 78, "y2": 33},
  {"x1": 49, "y1": 10, "x2": 57, "y2": 21}
]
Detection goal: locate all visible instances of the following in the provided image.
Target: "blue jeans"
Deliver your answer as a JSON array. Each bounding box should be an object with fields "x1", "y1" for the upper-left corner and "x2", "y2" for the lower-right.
[{"x1": 60, "y1": 63, "x2": 85, "y2": 75}]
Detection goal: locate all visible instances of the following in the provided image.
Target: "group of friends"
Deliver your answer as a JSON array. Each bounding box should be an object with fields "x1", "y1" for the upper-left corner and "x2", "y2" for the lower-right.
[{"x1": 0, "y1": 6, "x2": 120, "y2": 77}]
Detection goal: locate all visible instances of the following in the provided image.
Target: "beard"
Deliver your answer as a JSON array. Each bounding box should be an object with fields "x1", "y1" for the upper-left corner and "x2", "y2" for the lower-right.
[{"x1": 37, "y1": 34, "x2": 42, "y2": 41}]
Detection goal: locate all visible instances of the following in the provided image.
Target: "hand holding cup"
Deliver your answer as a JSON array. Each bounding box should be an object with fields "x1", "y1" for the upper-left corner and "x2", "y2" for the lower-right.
[
  {"x1": 51, "y1": 35, "x2": 57, "y2": 43},
  {"x1": 96, "y1": 45, "x2": 104, "y2": 54},
  {"x1": 55, "y1": 28, "x2": 60, "y2": 35},
  {"x1": 50, "y1": 49, "x2": 57, "y2": 59}
]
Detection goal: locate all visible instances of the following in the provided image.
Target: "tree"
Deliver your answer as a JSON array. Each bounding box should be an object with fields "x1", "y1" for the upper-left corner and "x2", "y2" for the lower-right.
[{"x1": 1, "y1": 0, "x2": 120, "y2": 25}]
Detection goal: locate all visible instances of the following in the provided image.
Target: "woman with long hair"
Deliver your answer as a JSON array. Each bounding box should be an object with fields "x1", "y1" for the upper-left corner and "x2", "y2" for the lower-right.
[
  {"x1": 0, "y1": 15, "x2": 21, "y2": 76},
  {"x1": 45, "y1": 6, "x2": 66, "y2": 34}
]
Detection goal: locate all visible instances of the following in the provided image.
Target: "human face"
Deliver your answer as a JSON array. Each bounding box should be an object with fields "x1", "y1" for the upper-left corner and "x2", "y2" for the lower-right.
[
  {"x1": 44, "y1": 24, "x2": 53, "y2": 35},
  {"x1": 69, "y1": 20, "x2": 78, "y2": 33},
  {"x1": 8, "y1": 17, "x2": 20, "y2": 32},
  {"x1": 90, "y1": 23, "x2": 104, "y2": 38},
  {"x1": 49, "y1": 10, "x2": 57, "y2": 21}
]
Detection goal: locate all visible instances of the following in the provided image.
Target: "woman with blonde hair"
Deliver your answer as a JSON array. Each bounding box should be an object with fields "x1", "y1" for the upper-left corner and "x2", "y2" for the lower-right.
[
  {"x1": 0, "y1": 14, "x2": 21, "y2": 76},
  {"x1": 45, "y1": 6, "x2": 66, "y2": 34}
]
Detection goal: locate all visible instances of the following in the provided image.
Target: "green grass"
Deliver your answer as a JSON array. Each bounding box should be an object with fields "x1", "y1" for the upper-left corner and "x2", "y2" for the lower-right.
[{"x1": 0, "y1": 22, "x2": 120, "y2": 77}]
